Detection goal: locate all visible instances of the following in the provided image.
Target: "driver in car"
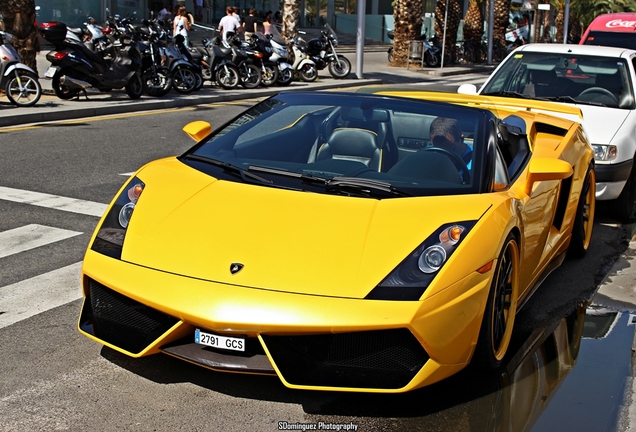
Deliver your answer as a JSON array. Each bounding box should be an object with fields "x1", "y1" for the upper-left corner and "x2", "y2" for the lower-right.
[{"x1": 429, "y1": 117, "x2": 473, "y2": 171}]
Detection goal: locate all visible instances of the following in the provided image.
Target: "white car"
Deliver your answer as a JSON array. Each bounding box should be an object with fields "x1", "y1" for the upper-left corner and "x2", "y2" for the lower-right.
[{"x1": 459, "y1": 43, "x2": 636, "y2": 220}]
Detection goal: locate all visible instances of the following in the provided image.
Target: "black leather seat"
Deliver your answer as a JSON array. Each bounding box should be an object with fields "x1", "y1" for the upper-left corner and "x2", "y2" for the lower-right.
[
  {"x1": 388, "y1": 150, "x2": 462, "y2": 184},
  {"x1": 316, "y1": 128, "x2": 382, "y2": 171}
]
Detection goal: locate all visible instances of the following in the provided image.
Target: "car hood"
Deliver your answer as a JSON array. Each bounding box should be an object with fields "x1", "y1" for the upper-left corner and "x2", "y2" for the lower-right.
[
  {"x1": 119, "y1": 158, "x2": 493, "y2": 299},
  {"x1": 576, "y1": 105, "x2": 628, "y2": 144}
]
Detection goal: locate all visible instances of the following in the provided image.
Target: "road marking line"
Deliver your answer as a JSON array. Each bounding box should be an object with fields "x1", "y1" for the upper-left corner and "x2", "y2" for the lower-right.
[
  {"x1": 444, "y1": 78, "x2": 486, "y2": 86},
  {"x1": 0, "y1": 186, "x2": 107, "y2": 217},
  {"x1": 0, "y1": 262, "x2": 82, "y2": 329},
  {"x1": 0, "y1": 224, "x2": 82, "y2": 259}
]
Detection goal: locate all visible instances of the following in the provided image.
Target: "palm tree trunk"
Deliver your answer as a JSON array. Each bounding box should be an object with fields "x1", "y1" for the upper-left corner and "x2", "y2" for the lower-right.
[
  {"x1": 391, "y1": 0, "x2": 424, "y2": 66},
  {"x1": 281, "y1": 0, "x2": 300, "y2": 41},
  {"x1": 0, "y1": 0, "x2": 40, "y2": 74}
]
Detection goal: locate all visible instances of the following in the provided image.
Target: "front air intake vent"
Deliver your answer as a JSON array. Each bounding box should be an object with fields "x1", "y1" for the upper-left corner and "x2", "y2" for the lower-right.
[
  {"x1": 261, "y1": 329, "x2": 429, "y2": 389},
  {"x1": 81, "y1": 279, "x2": 178, "y2": 354}
]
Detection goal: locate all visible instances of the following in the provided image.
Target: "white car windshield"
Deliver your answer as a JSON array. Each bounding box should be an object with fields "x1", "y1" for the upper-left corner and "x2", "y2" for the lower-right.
[{"x1": 481, "y1": 52, "x2": 635, "y2": 109}]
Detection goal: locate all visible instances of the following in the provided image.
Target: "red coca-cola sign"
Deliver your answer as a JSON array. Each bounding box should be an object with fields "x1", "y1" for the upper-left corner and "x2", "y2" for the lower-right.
[{"x1": 605, "y1": 19, "x2": 636, "y2": 29}]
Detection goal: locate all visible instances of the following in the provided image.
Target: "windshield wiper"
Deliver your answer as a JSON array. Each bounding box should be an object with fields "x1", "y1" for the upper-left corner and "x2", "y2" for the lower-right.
[
  {"x1": 248, "y1": 166, "x2": 410, "y2": 197},
  {"x1": 184, "y1": 155, "x2": 272, "y2": 184},
  {"x1": 327, "y1": 177, "x2": 411, "y2": 197},
  {"x1": 543, "y1": 95, "x2": 579, "y2": 103},
  {"x1": 482, "y1": 91, "x2": 531, "y2": 99}
]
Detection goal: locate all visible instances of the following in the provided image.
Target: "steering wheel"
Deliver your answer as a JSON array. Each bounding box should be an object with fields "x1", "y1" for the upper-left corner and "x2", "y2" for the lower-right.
[
  {"x1": 422, "y1": 147, "x2": 470, "y2": 184},
  {"x1": 577, "y1": 87, "x2": 618, "y2": 105}
]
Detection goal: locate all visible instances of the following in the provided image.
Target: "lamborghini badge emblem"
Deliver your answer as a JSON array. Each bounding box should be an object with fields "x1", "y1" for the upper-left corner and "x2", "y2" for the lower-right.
[{"x1": 230, "y1": 263, "x2": 244, "y2": 274}]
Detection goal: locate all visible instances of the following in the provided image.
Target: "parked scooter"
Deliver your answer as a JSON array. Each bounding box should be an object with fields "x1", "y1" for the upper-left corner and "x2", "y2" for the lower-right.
[
  {"x1": 301, "y1": 24, "x2": 350, "y2": 78},
  {"x1": 387, "y1": 29, "x2": 394, "y2": 63},
  {"x1": 245, "y1": 33, "x2": 279, "y2": 87},
  {"x1": 288, "y1": 32, "x2": 318, "y2": 82},
  {"x1": 197, "y1": 36, "x2": 240, "y2": 90},
  {"x1": 38, "y1": 21, "x2": 143, "y2": 99},
  {"x1": 0, "y1": 31, "x2": 41, "y2": 107},
  {"x1": 267, "y1": 33, "x2": 294, "y2": 86}
]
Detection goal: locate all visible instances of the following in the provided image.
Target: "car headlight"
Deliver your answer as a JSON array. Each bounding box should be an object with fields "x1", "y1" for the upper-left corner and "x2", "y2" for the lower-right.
[
  {"x1": 592, "y1": 144, "x2": 617, "y2": 162},
  {"x1": 365, "y1": 221, "x2": 476, "y2": 300},
  {"x1": 91, "y1": 177, "x2": 145, "y2": 259}
]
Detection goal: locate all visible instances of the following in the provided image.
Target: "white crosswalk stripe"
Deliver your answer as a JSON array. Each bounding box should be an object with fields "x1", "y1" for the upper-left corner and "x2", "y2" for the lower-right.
[
  {"x1": 0, "y1": 262, "x2": 82, "y2": 329},
  {"x1": 0, "y1": 186, "x2": 107, "y2": 217},
  {"x1": 0, "y1": 224, "x2": 82, "y2": 259}
]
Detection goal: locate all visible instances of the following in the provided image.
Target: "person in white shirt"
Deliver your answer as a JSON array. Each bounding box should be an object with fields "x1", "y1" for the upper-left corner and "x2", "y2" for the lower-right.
[
  {"x1": 173, "y1": 5, "x2": 192, "y2": 46},
  {"x1": 218, "y1": 6, "x2": 241, "y2": 42}
]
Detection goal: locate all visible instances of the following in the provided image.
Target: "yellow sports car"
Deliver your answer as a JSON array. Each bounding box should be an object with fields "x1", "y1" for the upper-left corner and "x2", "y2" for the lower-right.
[{"x1": 79, "y1": 90, "x2": 595, "y2": 393}]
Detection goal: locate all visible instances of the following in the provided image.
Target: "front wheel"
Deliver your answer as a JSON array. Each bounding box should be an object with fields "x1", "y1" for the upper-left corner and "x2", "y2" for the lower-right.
[
  {"x1": 239, "y1": 63, "x2": 261, "y2": 89},
  {"x1": 172, "y1": 66, "x2": 197, "y2": 93},
  {"x1": 125, "y1": 73, "x2": 143, "y2": 99},
  {"x1": 6, "y1": 70, "x2": 42, "y2": 107},
  {"x1": 260, "y1": 64, "x2": 279, "y2": 87},
  {"x1": 328, "y1": 55, "x2": 351, "y2": 78},
  {"x1": 299, "y1": 63, "x2": 318, "y2": 82},
  {"x1": 568, "y1": 166, "x2": 596, "y2": 258},
  {"x1": 277, "y1": 67, "x2": 293, "y2": 86},
  {"x1": 142, "y1": 67, "x2": 172, "y2": 97},
  {"x1": 474, "y1": 233, "x2": 519, "y2": 371},
  {"x1": 215, "y1": 64, "x2": 240, "y2": 89},
  {"x1": 387, "y1": 47, "x2": 393, "y2": 63},
  {"x1": 425, "y1": 51, "x2": 439, "y2": 67},
  {"x1": 52, "y1": 70, "x2": 80, "y2": 100}
]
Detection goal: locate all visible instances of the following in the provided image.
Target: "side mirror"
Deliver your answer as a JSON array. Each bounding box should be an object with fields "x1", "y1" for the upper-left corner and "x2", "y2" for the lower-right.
[
  {"x1": 525, "y1": 158, "x2": 572, "y2": 195},
  {"x1": 183, "y1": 121, "x2": 212, "y2": 142},
  {"x1": 457, "y1": 84, "x2": 477, "y2": 95}
]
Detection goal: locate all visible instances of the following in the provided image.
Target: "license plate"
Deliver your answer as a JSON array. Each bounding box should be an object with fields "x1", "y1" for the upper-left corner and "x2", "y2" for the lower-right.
[
  {"x1": 44, "y1": 67, "x2": 57, "y2": 79},
  {"x1": 195, "y1": 329, "x2": 245, "y2": 352}
]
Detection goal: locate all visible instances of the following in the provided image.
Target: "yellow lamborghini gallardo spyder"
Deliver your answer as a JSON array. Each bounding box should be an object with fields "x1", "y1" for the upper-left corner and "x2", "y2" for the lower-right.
[{"x1": 79, "y1": 90, "x2": 595, "y2": 393}]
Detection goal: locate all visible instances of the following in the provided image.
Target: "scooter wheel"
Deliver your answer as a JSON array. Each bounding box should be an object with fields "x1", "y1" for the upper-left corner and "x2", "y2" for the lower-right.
[
  {"x1": 52, "y1": 70, "x2": 80, "y2": 100},
  {"x1": 260, "y1": 64, "x2": 279, "y2": 87},
  {"x1": 172, "y1": 66, "x2": 197, "y2": 94},
  {"x1": 277, "y1": 68, "x2": 293, "y2": 86},
  {"x1": 6, "y1": 70, "x2": 41, "y2": 107},
  {"x1": 239, "y1": 63, "x2": 261, "y2": 89},
  {"x1": 125, "y1": 73, "x2": 143, "y2": 99},
  {"x1": 299, "y1": 64, "x2": 318, "y2": 82},
  {"x1": 425, "y1": 51, "x2": 439, "y2": 67},
  {"x1": 142, "y1": 67, "x2": 172, "y2": 97},
  {"x1": 215, "y1": 65, "x2": 240, "y2": 90}
]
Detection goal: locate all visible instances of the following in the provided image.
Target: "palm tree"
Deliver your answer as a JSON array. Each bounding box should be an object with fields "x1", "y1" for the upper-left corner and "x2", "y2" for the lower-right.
[
  {"x1": 493, "y1": 0, "x2": 511, "y2": 55},
  {"x1": 463, "y1": 0, "x2": 484, "y2": 43},
  {"x1": 390, "y1": 0, "x2": 424, "y2": 66},
  {"x1": 0, "y1": 0, "x2": 39, "y2": 74},
  {"x1": 434, "y1": 0, "x2": 462, "y2": 63},
  {"x1": 281, "y1": 0, "x2": 300, "y2": 41}
]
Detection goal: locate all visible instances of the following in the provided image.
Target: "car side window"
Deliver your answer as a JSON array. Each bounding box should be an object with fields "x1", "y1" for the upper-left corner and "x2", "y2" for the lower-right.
[{"x1": 493, "y1": 145, "x2": 510, "y2": 191}]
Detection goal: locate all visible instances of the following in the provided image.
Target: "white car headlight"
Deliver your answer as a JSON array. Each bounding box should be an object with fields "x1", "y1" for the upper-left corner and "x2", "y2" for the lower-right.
[{"x1": 592, "y1": 144, "x2": 617, "y2": 162}]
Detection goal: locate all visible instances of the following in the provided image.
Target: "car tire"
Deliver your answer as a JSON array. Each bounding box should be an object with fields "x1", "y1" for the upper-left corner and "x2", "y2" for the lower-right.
[
  {"x1": 609, "y1": 160, "x2": 636, "y2": 222},
  {"x1": 568, "y1": 165, "x2": 596, "y2": 258},
  {"x1": 474, "y1": 232, "x2": 519, "y2": 371}
]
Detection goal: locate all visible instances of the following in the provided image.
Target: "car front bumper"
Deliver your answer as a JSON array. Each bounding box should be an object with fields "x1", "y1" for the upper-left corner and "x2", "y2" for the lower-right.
[
  {"x1": 79, "y1": 250, "x2": 492, "y2": 393},
  {"x1": 595, "y1": 159, "x2": 632, "y2": 200}
]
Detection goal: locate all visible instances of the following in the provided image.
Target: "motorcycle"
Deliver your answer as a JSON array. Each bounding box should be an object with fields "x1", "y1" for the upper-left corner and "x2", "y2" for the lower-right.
[
  {"x1": 0, "y1": 31, "x2": 41, "y2": 107},
  {"x1": 38, "y1": 20, "x2": 143, "y2": 100},
  {"x1": 301, "y1": 23, "x2": 350, "y2": 78},
  {"x1": 288, "y1": 32, "x2": 318, "y2": 82},
  {"x1": 245, "y1": 33, "x2": 279, "y2": 87},
  {"x1": 225, "y1": 34, "x2": 262, "y2": 89},
  {"x1": 387, "y1": 29, "x2": 394, "y2": 63},
  {"x1": 136, "y1": 19, "x2": 172, "y2": 97},
  {"x1": 196, "y1": 36, "x2": 240, "y2": 90}
]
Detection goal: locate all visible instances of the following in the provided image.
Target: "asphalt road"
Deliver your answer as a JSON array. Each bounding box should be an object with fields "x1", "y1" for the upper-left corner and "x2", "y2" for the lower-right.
[{"x1": 0, "y1": 74, "x2": 632, "y2": 431}]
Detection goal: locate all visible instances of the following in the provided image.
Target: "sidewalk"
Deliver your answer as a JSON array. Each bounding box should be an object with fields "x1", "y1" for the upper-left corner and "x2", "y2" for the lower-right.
[{"x1": 0, "y1": 47, "x2": 494, "y2": 128}]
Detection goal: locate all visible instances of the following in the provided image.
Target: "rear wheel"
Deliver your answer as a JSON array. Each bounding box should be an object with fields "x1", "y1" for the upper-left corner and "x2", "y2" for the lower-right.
[
  {"x1": 474, "y1": 233, "x2": 519, "y2": 371},
  {"x1": 568, "y1": 166, "x2": 596, "y2": 258},
  {"x1": 328, "y1": 55, "x2": 351, "y2": 78},
  {"x1": 299, "y1": 63, "x2": 318, "y2": 82},
  {"x1": 125, "y1": 73, "x2": 143, "y2": 99},
  {"x1": 52, "y1": 70, "x2": 80, "y2": 100},
  {"x1": 5, "y1": 70, "x2": 41, "y2": 107}
]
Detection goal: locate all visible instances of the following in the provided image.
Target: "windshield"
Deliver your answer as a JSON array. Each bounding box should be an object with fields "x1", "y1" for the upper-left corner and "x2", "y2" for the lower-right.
[
  {"x1": 481, "y1": 51, "x2": 634, "y2": 109},
  {"x1": 182, "y1": 92, "x2": 489, "y2": 198},
  {"x1": 584, "y1": 31, "x2": 636, "y2": 50}
]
